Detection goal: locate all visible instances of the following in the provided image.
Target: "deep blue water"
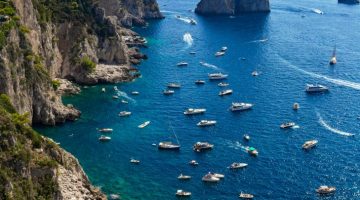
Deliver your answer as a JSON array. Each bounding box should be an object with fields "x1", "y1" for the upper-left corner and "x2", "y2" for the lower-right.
[{"x1": 35, "y1": 0, "x2": 360, "y2": 199}]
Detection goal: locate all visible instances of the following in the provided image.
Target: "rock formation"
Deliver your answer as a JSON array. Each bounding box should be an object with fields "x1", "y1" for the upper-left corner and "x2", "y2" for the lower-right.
[
  {"x1": 195, "y1": 0, "x2": 270, "y2": 15},
  {"x1": 338, "y1": 0, "x2": 359, "y2": 4}
]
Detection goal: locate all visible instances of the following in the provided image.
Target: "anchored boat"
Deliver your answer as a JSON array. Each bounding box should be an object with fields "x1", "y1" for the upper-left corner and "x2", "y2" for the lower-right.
[{"x1": 184, "y1": 108, "x2": 206, "y2": 115}]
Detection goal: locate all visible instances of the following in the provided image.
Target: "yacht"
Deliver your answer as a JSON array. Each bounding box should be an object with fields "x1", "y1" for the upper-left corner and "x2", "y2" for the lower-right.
[
  {"x1": 138, "y1": 121, "x2": 150, "y2": 128},
  {"x1": 218, "y1": 82, "x2": 229, "y2": 87},
  {"x1": 316, "y1": 186, "x2": 336, "y2": 194},
  {"x1": 99, "y1": 128, "x2": 113, "y2": 133},
  {"x1": 219, "y1": 89, "x2": 233, "y2": 96},
  {"x1": 131, "y1": 91, "x2": 139, "y2": 95},
  {"x1": 230, "y1": 103, "x2": 253, "y2": 111},
  {"x1": 184, "y1": 108, "x2": 206, "y2": 115},
  {"x1": 189, "y1": 160, "x2": 199, "y2": 166},
  {"x1": 229, "y1": 162, "x2": 248, "y2": 169},
  {"x1": 221, "y1": 46, "x2": 228, "y2": 52},
  {"x1": 293, "y1": 103, "x2": 300, "y2": 110},
  {"x1": 158, "y1": 142, "x2": 180, "y2": 150},
  {"x1": 177, "y1": 62, "x2": 188, "y2": 67},
  {"x1": 202, "y1": 173, "x2": 220, "y2": 182},
  {"x1": 175, "y1": 190, "x2": 191, "y2": 197},
  {"x1": 98, "y1": 135, "x2": 111, "y2": 142},
  {"x1": 209, "y1": 73, "x2": 228, "y2": 80},
  {"x1": 121, "y1": 99, "x2": 128, "y2": 104},
  {"x1": 178, "y1": 174, "x2": 191, "y2": 180},
  {"x1": 193, "y1": 142, "x2": 214, "y2": 152},
  {"x1": 280, "y1": 122, "x2": 296, "y2": 129},
  {"x1": 246, "y1": 147, "x2": 258, "y2": 156},
  {"x1": 163, "y1": 90, "x2": 175, "y2": 95},
  {"x1": 130, "y1": 159, "x2": 140, "y2": 164},
  {"x1": 302, "y1": 140, "x2": 318, "y2": 150},
  {"x1": 305, "y1": 84, "x2": 329, "y2": 93},
  {"x1": 119, "y1": 111, "x2": 131, "y2": 117},
  {"x1": 239, "y1": 192, "x2": 254, "y2": 199},
  {"x1": 167, "y1": 83, "x2": 181, "y2": 88},
  {"x1": 195, "y1": 80, "x2": 205, "y2": 84},
  {"x1": 210, "y1": 173, "x2": 225, "y2": 179},
  {"x1": 243, "y1": 134, "x2": 251, "y2": 141},
  {"x1": 215, "y1": 51, "x2": 225, "y2": 57},
  {"x1": 329, "y1": 46, "x2": 337, "y2": 65},
  {"x1": 197, "y1": 120, "x2": 217, "y2": 127},
  {"x1": 251, "y1": 71, "x2": 259, "y2": 76}
]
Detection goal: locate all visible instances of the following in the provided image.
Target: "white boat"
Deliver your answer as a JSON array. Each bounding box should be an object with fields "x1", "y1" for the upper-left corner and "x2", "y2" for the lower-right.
[
  {"x1": 219, "y1": 89, "x2": 233, "y2": 96},
  {"x1": 189, "y1": 160, "x2": 199, "y2": 166},
  {"x1": 189, "y1": 19, "x2": 197, "y2": 25},
  {"x1": 130, "y1": 159, "x2": 140, "y2": 164},
  {"x1": 239, "y1": 192, "x2": 254, "y2": 199},
  {"x1": 121, "y1": 99, "x2": 128, "y2": 104},
  {"x1": 138, "y1": 121, "x2": 150, "y2": 128},
  {"x1": 221, "y1": 46, "x2": 228, "y2": 52},
  {"x1": 131, "y1": 91, "x2": 139, "y2": 95},
  {"x1": 184, "y1": 108, "x2": 206, "y2": 115},
  {"x1": 158, "y1": 142, "x2": 180, "y2": 150},
  {"x1": 119, "y1": 111, "x2": 131, "y2": 117},
  {"x1": 193, "y1": 142, "x2": 214, "y2": 152},
  {"x1": 197, "y1": 120, "x2": 217, "y2": 127},
  {"x1": 246, "y1": 147, "x2": 259, "y2": 156},
  {"x1": 316, "y1": 186, "x2": 336, "y2": 194},
  {"x1": 99, "y1": 128, "x2": 113, "y2": 133},
  {"x1": 112, "y1": 95, "x2": 119, "y2": 99},
  {"x1": 177, "y1": 62, "x2": 188, "y2": 67},
  {"x1": 175, "y1": 190, "x2": 191, "y2": 197},
  {"x1": 218, "y1": 82, "x2": 229, "y2": 87},
  {"x1": 312, "y1": 8, "x2": 324, "y2": 15},
  {"x1": 195, "y1": 80, "x2": 205, "y2": 84},
  {"x1": 329, "y1": 46, "x2": 337, "y2": 65},
  {"x1": 305, "y1": 84, "x2": 329, "y2": 93},
  {"x1": 101, "y1": 88, "x2": 106, "y2": 93},
  {"x1": 109, "y1": 194, "x2": 120, "y2": 200},
  {"x1": 229, "y1": 162, "x2": 248, "y2": 169},
  {"x1": 210, "y1": 173, "x2": 224, "y2": 179},
  {"x1": 302, "y1": 140, "x2": 318, "y2": 150},
  {"x1": 251, "y1": 71, "x2": 259, "y2": 76},
  {"x1": 293, "y1": 103, "x2": 300, "y2": 110},
  {"x1": 209, "y1": 73, "x2": 228, "y2": 80},
  {"x1": 243, "y1": 134, "x2": 250, "y2": 141},
  {"x1": 215, "y1": 51, "x2": 225, "y2": 57},
  {"x1": 280, "y1": 122, "x2": 296, "y2": 129},
  {"x1": 178, "y1": 174, "x2": 191, "y2": 180},
  {"x1": 167, "y1": 83, "x2": 181, "y2": 88},
  {"x1": 99, "y1": 135, "x2": 111, "y2": 142},
  {"x1": 202, "y1": 173, "x2": 220, "y2": 182},
  {"x1": 190, "y1": 51, "x2": 196, "y2": 55},
  {"x1": 230, "y1": 103, "x2": 253, "y2": 111},
  {"x1": 163, "y1": 90, "x2": 175, "y2": 95}
]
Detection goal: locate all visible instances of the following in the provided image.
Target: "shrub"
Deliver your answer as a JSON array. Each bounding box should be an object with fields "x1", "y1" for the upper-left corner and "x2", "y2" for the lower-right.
[
  {"x1": 19, "y1": 25, "x2": 30, "y2": 34},
  {"x1": 80, "y1": 56, "x2": 96, "y2": 72},
  {"x1": 0, "y1": 94, "x2": 16, "y2": 113},
  {"x1": 51, "y1": 80, "x2": 61, "y2": 90}
]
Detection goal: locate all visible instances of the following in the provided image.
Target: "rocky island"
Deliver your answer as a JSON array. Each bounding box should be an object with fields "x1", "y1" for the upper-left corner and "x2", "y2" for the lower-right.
[{"x1": 195, "y1": 0, "x2": 270, "y2": 15}]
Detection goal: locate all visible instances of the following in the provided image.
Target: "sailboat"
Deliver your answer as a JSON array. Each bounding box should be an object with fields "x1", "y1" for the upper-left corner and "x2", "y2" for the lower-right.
[
  {"x1": 158, "y1": 126, "x2": 181, "y2": 150},
  {"x1": 329, "y1": 46, "x2": 337, "y2": 65}
]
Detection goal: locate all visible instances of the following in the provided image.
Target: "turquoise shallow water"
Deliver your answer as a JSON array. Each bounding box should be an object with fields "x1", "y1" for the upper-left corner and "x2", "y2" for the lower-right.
[{"x1": 35, "y1": 0, "x2": 360, "y2": 199}]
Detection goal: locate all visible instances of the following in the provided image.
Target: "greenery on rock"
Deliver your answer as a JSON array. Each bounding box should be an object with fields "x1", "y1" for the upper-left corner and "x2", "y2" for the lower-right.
[{"x1": 80, "y1": 56, "x2": 96, "y2": 72}]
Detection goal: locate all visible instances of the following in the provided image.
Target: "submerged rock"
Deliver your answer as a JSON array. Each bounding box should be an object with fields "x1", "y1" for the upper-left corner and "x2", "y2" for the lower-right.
[{"x1": 195, "y1": 0, "x2": 270, "y2": 15}]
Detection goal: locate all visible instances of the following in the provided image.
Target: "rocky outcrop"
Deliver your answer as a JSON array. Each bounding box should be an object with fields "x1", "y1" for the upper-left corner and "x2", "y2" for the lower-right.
[
  {"x1": 195, "y1": 0, "x2": 270, "y2": 15},
  {"x1": 338, "y1": 0, "x2": 359, "y2": 4}
]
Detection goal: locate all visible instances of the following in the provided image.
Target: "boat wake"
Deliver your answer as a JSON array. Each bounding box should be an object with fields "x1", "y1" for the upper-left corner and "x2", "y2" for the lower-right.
[
  {"x1": 183, "y1": 32, "x2": 193, "y2": 46},
  {"x1": 176, "y1": 16, "x2": 192, "y2": 24},
  {"x1": 116, "y1": 91, "x2": 136, "y2": 103},
  {"x1": 317, "y1": 112, "x2": 355, "y2": 137},
  {"x1": 311, "y1": 8, "x2": 324, "y2": 15},
  {"x1": 247, "y1": 38, "x2": 268, "y2": 43},
  {"x1": 292, "y1": 125, "x2": 300, "y2": 129},
  {"x1": 199, "y1": 61, "x2": 221, "y2": 70},
  {"x1": 226, "y1": 141, "x2": 248, "y2": 153}
]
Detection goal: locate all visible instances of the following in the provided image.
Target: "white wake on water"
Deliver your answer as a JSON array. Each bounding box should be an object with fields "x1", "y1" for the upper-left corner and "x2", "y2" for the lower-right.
[
  {"x1": 248, "y1": 38, "x2": 268, "y2": 43},
  {"x1": 176, "y1": 16, "x2": 192, "y2": 24},
  {"x1": 116, "y1": 91, "x2": 136, "y2": 103},
  {"x1": 199, "y1": 61, "x2": 221, "y2": 70},
  {"x1": 183, "y1": 32, "x2": 193, "y2": 46},
  {"x1": 317, "y1": 112, "x2": 355, "y2": 137}
]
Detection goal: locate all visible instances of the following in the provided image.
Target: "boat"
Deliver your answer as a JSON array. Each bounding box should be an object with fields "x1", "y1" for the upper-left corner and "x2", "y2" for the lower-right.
[
  {"x1": 209, "y1": 73, "x2": 228, "y2": 80},
  {"x1": 163, "y1": 90, "x2": 175, "y2": 95},
  {"x1": 316, "y1": 186, "x2": 336, "y2": 194},
  {"x1": 189, "y1": 19, "x2": 197, "y2": 25},
  {"x1": 101, "y1": 88, "x2": 106, "y2": 93},
  {"x1": 176, "y1": 15, "x2": 181, "y2": 18},
  {"x1": 158, "y1": 142, "x2": 180, "y2": 150},
  {"x1": 98, "y1": 135, "x2": 111, "y2": 142},
  {"x1": 113, "y1": 86, "x2": 118, "y2": 91},
  {"x1": 131, "y1": 91, "x2": 139, "y2": 95},
  {"x1": 184, "y1": 108, "x2": 206, "y2": 115},
  {"x1": 221, "y1": 46, "x2": 228, "y2": 52},
  {"x1": 329, "y1": 46, "x2": 337, "y2": 65},
  {"x1": 305, "y1": 84, "x2": 329, "y2": 93},
  {"x1": 138, "y1": 121, "x2": 150, "y2": 128},
  {"x1": 167, "y1": 83, "x2": 181, "y2": 88},
  {"x1": 189, "y1": 51, "x2": 196, "y2": 55},
  {"x1": 243, "y1": 134, "x2": 250, "y2": 141},
  {"x1": 189, "y1": 160, "x2": 199, "y2": 166},
  {"x1": 197, "y1": 120, "x2": 217, "y2": 127},
  {"x1": 99, "y1": 128, "x2": 113, "y2": 133},
  {"x1": 219, "y1": 89, "x2": 233, "y2": 96},
  {"x1": 121, "y1": 99, "x2": 128, "y2": 104},
  {"x1": 218, "y1": 82, "x2": 229, "y2": 87},
  {"x1": 193, "y1": 142, "x2": 214, "y2": 152},
  {"x1": 112, "y1": 95, "x2": 119, "y2": 99},
  {"x1": 202, "y1": 173, "x2": 220, "y2": 182},
  {"x1": 215, "y1": 51, "x2": 225, "y2": 57},
  {"x1": 246, "y1": 147, "x2": 258, "y2": 156},
  {"x1": 177, "y1": 62, "x2": 188, "y2": 67},
  {"x1": 251, "y1": 71, "x2": 259, "y2": 76},
  {"x1": 293, "y1": 103, "x2": 300, "y2": 110},
  {"x1": 210, "y1": 173, "x2": 224, "y2": 179},
  {"x1": 109, "y1": 194, "x2": 120, "y2": 200},
  {"x1": 302, "y1": 140, "x2": 318, "y2": 150},
  {"x1": 239, "y1": 192, "x2": 254, "y2": 199},
  {"x1": 130, "y1": 158, "x2": 140, "y2": 164},
  {"x1": 178, "y1": 174, "x2": 191, "y2": 180},
  {"x1": 280, "y1": 122, "x2": 296, "y2": 129},
  {"x1": 230, "y1": 103, "x2": 253, "y2": 111},
  {"x1": 119, "y1": 111, "x2": 131, "y2": 117},
  {"x1": 175, "y1": 190, "x2": 191, "y2": 197},
  {"x1": 312, "y1": 8, "x2": 324, "y2": 15},
  {"x1": 195, "y1": 80, "x2": 205, "y2": 84},
  {"x1": 229, "y1": 162, "x2": 248, "y2": 169}
]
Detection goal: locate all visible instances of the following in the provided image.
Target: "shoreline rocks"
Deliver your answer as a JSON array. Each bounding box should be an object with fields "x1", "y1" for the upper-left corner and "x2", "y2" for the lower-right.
[{"x1": 195, "y1": 0, "x2": 270, "y2": 15}]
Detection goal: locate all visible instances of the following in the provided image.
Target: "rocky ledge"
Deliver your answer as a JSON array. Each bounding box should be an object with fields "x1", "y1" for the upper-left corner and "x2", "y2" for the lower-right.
[
  {"x1": 195, "y1": 0, "x2": 270, "y2": 15},
  {"x1": 338, "y1": 0, "x2": 360, "y2": 4}
]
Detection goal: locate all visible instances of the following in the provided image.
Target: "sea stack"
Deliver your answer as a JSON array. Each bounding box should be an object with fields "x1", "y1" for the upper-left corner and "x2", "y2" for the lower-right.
[
  {"x1": 338, "y1": 0, "x2": 360, "y2": 4},
  {"x1": 195, "y1": 0, "x2": 270, "y2": 15}
]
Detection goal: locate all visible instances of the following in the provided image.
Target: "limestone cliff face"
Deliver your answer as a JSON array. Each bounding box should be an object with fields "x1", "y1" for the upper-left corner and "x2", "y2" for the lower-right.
[{"x1": 195, "y1": 0, "x2": 270, "y2": 15}]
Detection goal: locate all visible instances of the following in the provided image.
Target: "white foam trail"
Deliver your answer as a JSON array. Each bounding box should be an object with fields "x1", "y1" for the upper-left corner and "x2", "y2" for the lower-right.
[
  {"x1": 161, "y1": 10, "x2": 180, "y2": 14},
  {"x1": 248, "y1": 38, "x2": 268, "y2": 43},
  {"x1": 117, "y1": 91, "x2": 136, "y2": 103},
  {"x1": 183, "y1": 32, "x2": 193, "y2": 46},
  {"x1": 292, "y1": 125, "x2": 300, "y2": 129},
  {"x1": 176, "y1": 16, "x2": 191, "y2": 24},
  {"x1": 199, "y1": 61, "x2": 220, "y2": 70},
  {"x1": 317, "y1": 112, "x2": 355, "y2": 137}
]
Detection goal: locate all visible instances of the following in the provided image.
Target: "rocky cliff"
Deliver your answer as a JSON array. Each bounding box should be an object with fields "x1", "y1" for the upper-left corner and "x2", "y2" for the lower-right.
[
  {"x1": 338, "y1": 0, "x2": 359, "y2": 4},
  {"x1": 195, "y1": 0, "x2": 270, "y2": 15}
]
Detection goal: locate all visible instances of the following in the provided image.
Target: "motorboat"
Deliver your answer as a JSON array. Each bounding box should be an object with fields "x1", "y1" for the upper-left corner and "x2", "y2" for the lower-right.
[
  {"x1": 99, "y1": 135, "x2": 111, "y2": 142},
  {"x1": 99, "y1": 128, "x2": 113, "y2": 133},
  {"x1": 239, "y1": 192, "x2": 254, "y2": 199},
  {"x1": 138, "y1": 121, "x2": 150, "y2": 128},
  {"x1": 189, "y1": 19, "x2": 197, "y2": 25},
  {"x1": 189, "y1": 51, "x2": 196, "y2": 55},
  {"x1": 329, "y1": 46, "x2": 337, "y2": 65},
  {"x1": 197, "y1": 120, "x2": 217, "y2": 127},
  {"x1": 167, "y1": 83, "x2": 181, "y2": 88},
  {"x1": 177, "y1": 62, "x2": 188, "y2": 67},
  {"x1": 221, "y1": 46, "x2": 228, "y2": 52},
  {"x1": 312, "y1": 8, "x2": 324, "y2": 15},
  {"x1": 243, "y1": 134, "x2": 250, "y2": 141},
  {"x1": 218, "y1": 82, "x2": 229, "y2": 87},
  {"x1": 280, "y1": 122, "x2": 296, "y2": 129},
  {"x1": 163, "y1": 90, "x2": 175, "y2": 95},
  {"x1": 229, "y1": 162, "x2": 248, "y2": 169},
  {"x1": 121, "y1": 99, "x2": 128, "y2": 104},
  {"x1": 219, "y1": 89, "x2": 233, "y2": 96},
  {"x1": 202, "y1": 173, "x2": 220, "y2": 182},
  {"x1": 293, "y1": 103, "x2": 300, "y2": 110},
  {"x1": 178, "y1": 174, "x2": 191, "y2": 180},
  {"x1": 112, "y1": 95, "x2": 119, "y2": 99},
  {"x1": 130, "y1": 159, "x2": 140, "y2": 164},
  {"x1": 215, "y1": 51, "x2": 225, "y2": 57},
  {"x1": 305, "y1": 84, "x2": 329, "y2": 93},
  {"x1": 251, "y1": 71, "x2": 259, "y2": 76},
  {"x1": 193, "y1": 142, "x2": 214, "y2": 152},
  {"x1": 101, "y1": 88, "x2": 106, "y2": 93},
  {"x1": 119, "y1": 111, "x2": 131, "y2": 117},
  {"x1": 189, "y1": 160, "x2": 199, "y2": 166},
  {"x1": 131, "y1": 91, "x2": 139, "y2": 95},
  {"x1": 230, "y1": 103, "x2": 253, "y2": 111},
  {"x1": 246, "y1": 147, "x2": 258, "y2": 156},
  {"x1": 302, "y1": 140, "x2": 318, "y2": 150},
  {"x1": 175, "y1": 190, "x2": 191, "y2": 197},
  {"x1": 209, "y1": 73, "x2": 228, "y2": 80},
  {"x1": 210, "y1": 173, "x2": 224, "y2": 179},
  {"x1": 184, "y1": 108, "x2": 206, "y2": 115},
  {"x1": 316, "y1": 186, "x2": 336, "y2": 194},
  {"x1": 195, "y1": 80, "x2": 205, "y2": 84},
  {"x1": 158, "y1": 142, "x2": 180, "y2": 150}
]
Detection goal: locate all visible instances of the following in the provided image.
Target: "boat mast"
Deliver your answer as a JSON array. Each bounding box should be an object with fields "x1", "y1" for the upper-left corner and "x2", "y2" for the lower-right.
[
  {"x1": 332, "y1": 45, "x2": 336, "y2": 57},
  {"x1": 170, "y1": 125, "x2": 180, "y2": 145}
]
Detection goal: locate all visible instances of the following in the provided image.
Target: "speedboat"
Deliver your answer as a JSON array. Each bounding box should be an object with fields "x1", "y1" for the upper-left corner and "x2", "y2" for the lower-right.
[
  {"x1": 302, "y1": 140, "x2": 318, "y2": 150},
  {"x1": 239, "y1": 192, "x2": 254, "y2": 199},
  {"x1": 99, "y1": 128, "x2": 113, "y2": 133},
  {"x1": 158, "y1": 142, "x2": 180, "y2": 150},
  {"x1": 189, "y1": 51, "x2": 196, "y2": 55},
  {"x1": 293, "y1": 103, "x2": 300, "y2": 110},
  {"x1": 193, "y1": 142, "x2": 214, "y2": 152},
  {"x1": 177, "y1": 62, "x2": 188, "y2": 67},
  {"x1": 316, "y1": 186, "x2": 336, "y2": 194},
  {"x1": 229, "y1": 162, "x2": 248, "y2": 169},
  {"x1": 112, "y1": 95, "x2": 119, "y2": 99},
  {"x1": 121, "y1": 99, "x2": 128, "y2": 104},
  {"x1": 247, "y1": 147, "x2": 258, "y2": 156},
  {"x1": 197, "y1": 120, "x2": 217, "y2": 127},
  {"x1": 119, "y1": 111, "x2": 131, "y2": 117},
  {"x1": 98, "y1": 135, "x2": 111, "y2": 142},
  {"x1": 138, "y1": 121, "x2": 150, "y2": 128},
  {"x1": 175, "y1": 190, "x2": 191, "y2": 197},
  {"x1": 167, "y1": 83, "x2": 181, "y2": 88},
  {"x1": 189, "y1": 160, "x2": 199, "y2": 166},
  {"x1": 163, "y1": 90, "x2": 175, "y2": 95},
  {"x1": 218, "y1": 82, "x2": 229, "y2": 87},
  {"x1": 230, "y1": 103, "x2": 253, "y2": 111},
  {"x1": 184, "y1": 108, "x2": 206, "y2": 115},
  {"x1": 312, "y1": 8, "x2": 324, "y2": 15},
  {"x1": 251, "y1": 71, "x2": 259, "y2": 76},
  {"x1": 305, "y1": 84, "x2": 329, "y2": 93},
  {"x1": 243, "y1": 134, "x2": 251, "y2": 141},
  {"x1": 130, "y1": 158, "x2": 140, "y2": 164},
  {"x1": 101, "y1": 88, "x2": 106, "y2": 93},
  {"x1": 131, "y1": 91, "x2": 139, "y2": 95},
  {"x1": 202, "y1": 173, "x2": 220, "y2": 182},
  {"x1": 189, "y1": 19, "x2": 197, "y2": 25},
  {"x1": 210, "y1": 172, "x2": 224, "y2": 179},
  {"x1": 219, "y1": 89, "x2": 233, "y2": 96},
  {"x1": 178, "y1": 174, "x2": 191, "y2": 180},
  {"x1": 195, "y1": 80, "x2": 205, "y2": 84},
  {"x1": 209, "y1": 73, "x2": 228, "y2": 80},
  {"x1": 280, "y1": 122, "x2": 296, "y2": 129},
  {"x1": 221, "y1": 46, "x2": 228, "y2": 52},
  {"x1": 215, "y1": 51, "x2": 225, "y2": 57}
]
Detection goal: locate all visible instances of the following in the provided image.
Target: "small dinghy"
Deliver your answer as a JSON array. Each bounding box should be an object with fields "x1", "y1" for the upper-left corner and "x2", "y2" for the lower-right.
[
  {"x1": 138, "y1": 121, "x2": 150, "y2": 128},
  {"x1": 229, "y1": 162, "x2": 248, "y2": 169},
  {"x1": 239, "y1": 192, "x2": 254, "y2": 199},
  {"x1": 195, "y1": 80, "x2": 205, "y2": 84},
  {"x1": 177, "y1": 62, "x2": 188, "y2": 67},
  {"x1": 167, "y1": 83, "x2": 181, "y2": 88},
  {"x1": 175, "y1": 190, "x2": 191, "y2": 197},
  {"x1": 293, "y1": 103, "x2": 300, "y2": 110},
  {"x1": 163, "y1": 90, "x2": 175, "y2": 95},
  {"x1": 131, "y1": 91, "x2": 139, "y2": 95},
  {"x1": 218, "y1": 82, "x2": 229, "y2": 87},
  {"x1": 98, "y1": 135, "x2": 111, "y2": 142},
  {"x1": 130, "y1": 158, "x2": 140, "y2": 164},
  {"x1": 243, "y1": 134, "x2": 250, "y2": 141},
  {"x1": 178, "y1": 174, "x2": 191, "y2": 180},
  {"x1": 99, "y1": 128, "x2": 113, "y2": 133},
  {"x1": 101, "y1": 88, "x2": 106, "y2": 93},
  {"x1": 189, "y1": 160, "x2": 199, "y2": 166},
  {"x1": 119, "y1": 111, "x2": 131, "y2": 117}
]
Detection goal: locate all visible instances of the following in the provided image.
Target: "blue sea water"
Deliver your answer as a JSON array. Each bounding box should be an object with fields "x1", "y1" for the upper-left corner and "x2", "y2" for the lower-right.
[{"x1": 35, "y1": 0, "x2": 360, "y2": 199}]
